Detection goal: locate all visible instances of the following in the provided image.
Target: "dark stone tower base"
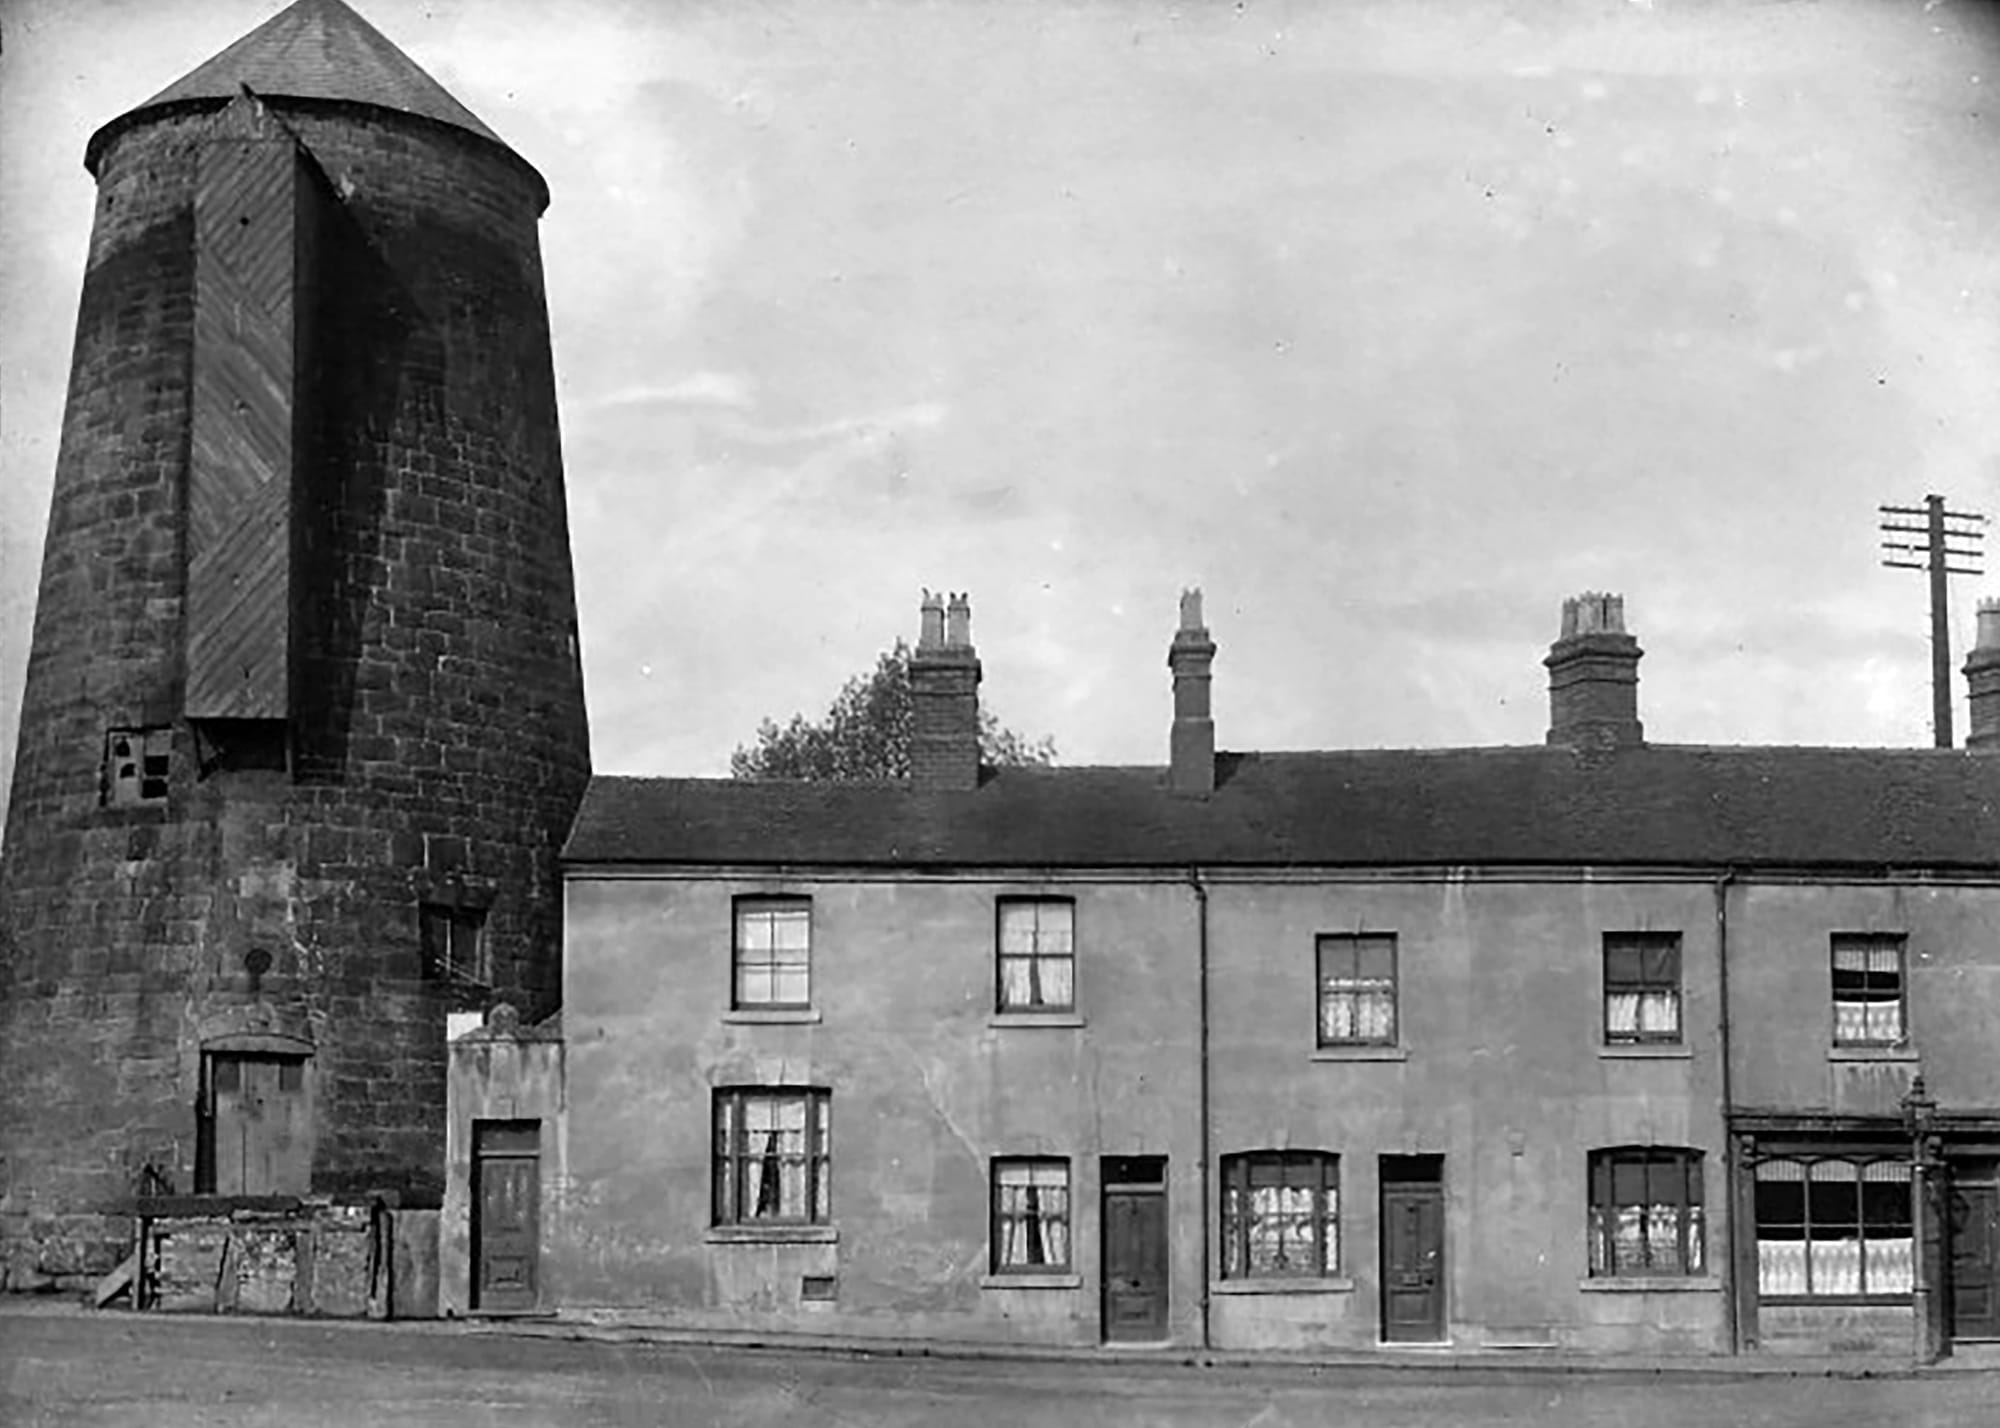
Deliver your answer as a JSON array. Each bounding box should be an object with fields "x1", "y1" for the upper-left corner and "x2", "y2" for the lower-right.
[{"x1": 0, "y1": 0, "x2": 589, "y2": 1290}]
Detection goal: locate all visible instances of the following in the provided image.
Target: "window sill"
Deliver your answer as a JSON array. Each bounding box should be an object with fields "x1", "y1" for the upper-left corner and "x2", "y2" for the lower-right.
[
  {"x1": 1578, "y1": 1276, "x2": 1718, "y2": 1294},
  {"x1": 1211, "y1": 1277, "x2": 1355, "y2": 1296},
  {"x1": 988, "y1": 1013, "x2": 1086, "y2": 1029},
  {"x1": 1310, "y1": 1045, "x2": 1408, "y2": 1062},
  {"x1": 1599, "y1": 1043, "x2": 1692, "y2": 1060},
  {"x1": 704, "y1": 1225, "x2": 838, "y2": 1245},
  {"x1": 1757, "y1": 1294, "x2": 1913, "y2": 1307},
  {"x1": 1827, "y1": 1045, "x2": 1918, "y2": 1063},
  {"x1": 980, "y1": 1272, "x2": 1081, "y2": 1290},
  {"x1": 722, "y1": 1009, "x2": 822, "y2": 1025}
]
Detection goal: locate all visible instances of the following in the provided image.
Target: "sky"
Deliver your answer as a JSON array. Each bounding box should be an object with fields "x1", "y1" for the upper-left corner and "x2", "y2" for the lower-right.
[{"x1": 5, "y1": 0, "x2": 2000, "y2": 805}]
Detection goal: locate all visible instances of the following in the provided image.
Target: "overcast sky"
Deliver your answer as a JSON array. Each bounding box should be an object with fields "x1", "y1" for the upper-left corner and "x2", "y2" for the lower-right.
[{"x1": 5, "y1": 0, "x2": 2000, "y2": 805}]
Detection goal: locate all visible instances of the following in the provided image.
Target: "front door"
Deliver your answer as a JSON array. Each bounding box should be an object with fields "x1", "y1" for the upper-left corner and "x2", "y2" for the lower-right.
[
  {"x1": 1949, "y1": 1168, "x2": 2000, "y2": 1341},
  {"x1": 472, "y1": 1120, "x2": 541, "y2": 1313},
  {"x1": 1380, "y1": 1156, "x2": 1446, "y2": 1342},
  {"x1": 211, "y1": 1054, "x2": 309, "y2": 1195},
  {"x1": 1101, "y1": 1156, "x2": 1168, "y2": 1341}
]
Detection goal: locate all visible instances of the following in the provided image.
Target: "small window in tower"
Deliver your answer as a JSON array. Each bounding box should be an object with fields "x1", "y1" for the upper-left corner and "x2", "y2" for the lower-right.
[
  {"x1": 105, "y1": 727, "x2": 172, "y2": 806},
  {"x1": 421, "y1": 902, "x2": 490, "y2": 987}
]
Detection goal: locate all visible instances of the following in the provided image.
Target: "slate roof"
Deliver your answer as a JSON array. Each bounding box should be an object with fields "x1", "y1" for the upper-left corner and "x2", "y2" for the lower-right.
[
  {"x1": 563, "y1": 746, "x2": 2000, "y2": 872},
  {"x1": 88, "y1": 0, "x2": 509, "y2": 170}
]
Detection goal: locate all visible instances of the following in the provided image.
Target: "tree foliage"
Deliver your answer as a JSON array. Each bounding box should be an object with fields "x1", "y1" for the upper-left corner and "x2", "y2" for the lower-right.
[{"x1": 729, "y1": 641, "x2": 1057, "y2": 781}]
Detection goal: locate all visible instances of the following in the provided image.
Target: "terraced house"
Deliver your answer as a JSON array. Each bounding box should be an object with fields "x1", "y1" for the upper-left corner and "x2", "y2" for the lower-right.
[{"x1": 513, "y1": 591, "x2": 2000, "y2": 1362}]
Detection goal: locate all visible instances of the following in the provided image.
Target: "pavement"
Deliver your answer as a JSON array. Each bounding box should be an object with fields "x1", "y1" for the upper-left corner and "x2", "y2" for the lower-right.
[
  {"x1": 8, "y1": 1298, "x2": 2000, "y2": 1428},
  {"x1": 9, "y1": 1290, "x2": 2000, "y2": 1380}
]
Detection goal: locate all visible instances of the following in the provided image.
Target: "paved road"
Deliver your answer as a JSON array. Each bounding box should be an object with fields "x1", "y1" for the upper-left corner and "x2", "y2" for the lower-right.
[{"x1": 3, "y1": 1308, "x2": 1996, "y2": 1427}]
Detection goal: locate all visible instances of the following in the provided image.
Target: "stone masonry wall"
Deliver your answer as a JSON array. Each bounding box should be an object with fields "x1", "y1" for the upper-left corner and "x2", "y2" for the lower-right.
[{"x1": 0, "y1": 101, "x2": 588, "y2": 1288}]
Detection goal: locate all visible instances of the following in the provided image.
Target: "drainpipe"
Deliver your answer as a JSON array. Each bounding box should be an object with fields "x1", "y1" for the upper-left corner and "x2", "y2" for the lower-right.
[
  {"x1": 1714, "y1": 869, "x2": 1739, "y2": 1355},
  {"x1": 1189, "y1": 867, "x2": 1211, "y2": 1352}
]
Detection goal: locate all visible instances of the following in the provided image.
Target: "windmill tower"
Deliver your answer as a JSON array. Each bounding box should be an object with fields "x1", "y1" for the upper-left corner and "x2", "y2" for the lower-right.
[{"x1": 0, "y1": 0, "x2": 589, "y2": 1286}]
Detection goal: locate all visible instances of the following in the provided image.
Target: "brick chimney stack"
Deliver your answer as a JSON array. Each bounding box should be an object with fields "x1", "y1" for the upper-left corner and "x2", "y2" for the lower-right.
[
  {"x1": 908, "y1": 589, "x2": 982, "y2": 790},
  {"x1": 1545, "y1": 593, "x2": 1644, "y2": 750},
  {"x1": 1168, "y1": 588, "x2": 1218, "y2": 796},
  {"x1": 1964, "y1": 598, "x2": 2000, "y2": 750}
]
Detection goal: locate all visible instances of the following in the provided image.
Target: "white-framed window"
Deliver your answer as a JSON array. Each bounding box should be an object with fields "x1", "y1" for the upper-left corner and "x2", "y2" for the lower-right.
[
  {"x1": 712, "y1": 1087, "x2": 831, "y2": 1225},
  {"x1": 1317, "y1": 934, "x2": 1395, "y2": 1046},
  {"x1": 991, "y1": 1158, "x2": 1071, "y2": 1272},
  {"x1": 733, "y1": 896, "x2": 811, "y2": 1009},
  {"x1": 1604, "y1": 933, "x2": 1682, "y2": 1044},
  {"x1": 997, "y1": 898, "x2": 1075, "y2": 1013},
  {"x1": 1831, "y1": 934, "x2": 1905, "y2": 1046}
]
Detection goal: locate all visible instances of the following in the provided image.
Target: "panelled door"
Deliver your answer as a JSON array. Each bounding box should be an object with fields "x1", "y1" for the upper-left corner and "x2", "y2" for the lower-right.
[
  {"x1": 1380, "y1": 1156, "x2": 1446, "y2": 1342},
  {"x1": 1101, "y1": 1156, "x2": 1169, "y2": 1341},
  {"x1": 1949, "y1": 1166, "x2": 2000, "y2": 1342},
  {"x1": 472, "y1": 1120, "x2": 541, "y2": 1313},
  {"x1": 211, "y1": 1054, "x2": 310, "y2": 1195}
]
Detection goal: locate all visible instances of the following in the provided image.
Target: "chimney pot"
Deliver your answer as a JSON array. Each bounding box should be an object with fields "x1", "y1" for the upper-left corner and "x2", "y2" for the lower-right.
[
  {"x1": 1179, "y1": 587, "x2": 1205, "y2": 633},
  {"x1": 919, "y1": 589, "x2": 945, "y2": 649}
]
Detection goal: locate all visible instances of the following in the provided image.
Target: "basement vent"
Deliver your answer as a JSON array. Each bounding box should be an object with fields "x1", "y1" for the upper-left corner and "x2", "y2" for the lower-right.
[{"x1": 800, "y1": 1275, "x2": 837, "y2": 1302}]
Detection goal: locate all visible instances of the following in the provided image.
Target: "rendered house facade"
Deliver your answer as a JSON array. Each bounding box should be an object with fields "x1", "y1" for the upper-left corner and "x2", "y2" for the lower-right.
[{"x1": 518, "y1": 592, "x2": 2000, "y2": 1359}]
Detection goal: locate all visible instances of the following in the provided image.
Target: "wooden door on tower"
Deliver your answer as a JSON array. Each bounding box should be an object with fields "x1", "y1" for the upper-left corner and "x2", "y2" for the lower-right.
[{"x1": 210, "y1": 1054, "x2": 310, "y2": 1195}]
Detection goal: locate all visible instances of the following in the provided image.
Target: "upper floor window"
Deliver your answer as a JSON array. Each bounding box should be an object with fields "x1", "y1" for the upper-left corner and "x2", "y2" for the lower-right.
[
  {"x1": 104, "y1": 726, "x2": 171, "y2": 805},
  {"x1": 1587, "y1": 1147, "x2": 1705, "y2": 1277},
  {"x1": 990, "y1": 1158, "x2": 1072, "y2": 1273},
  {"x1": 1831, "y1": 934, "x2": 1905, "y2": 1046},
  {"x1": 1317, "y1": 933, "x2": 1396, "y2": 1046},
  {"x1": 1754, "y1": 1155, "x2": 1912, "y2": 1299},
  {"x1": 712, "y1": 1087, "x2": 830, "y2": 1225},
  {"x1": 1604, "y1": 933, "x2": 1682, "y2": 1044},
  {"x1": 1220, "y1": 1151, "x2": 1340, "y2": 1279},
  {"x1": 420, "y1": 903, "x2": 489, "y2": 986},
  {"x1": 997, "y1": 898, "x2": 1074, "y2": 1013},
  {"x1": 734, "y1": 896, "x2": 811, "y2": 1009}
]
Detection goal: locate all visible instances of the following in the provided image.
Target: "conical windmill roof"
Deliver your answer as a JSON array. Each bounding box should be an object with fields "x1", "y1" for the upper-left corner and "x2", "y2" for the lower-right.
[{"x1": 87, "y1": 0, "x2": 524, "y2": 175}]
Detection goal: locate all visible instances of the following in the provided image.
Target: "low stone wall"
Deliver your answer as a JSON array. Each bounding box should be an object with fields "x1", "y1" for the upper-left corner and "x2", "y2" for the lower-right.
[
  {"x1": 139, "y1": 1196, "x2": 390, "y2": 1316},
  {"x1": 0, "y1": 1212, "x2": 133, "y2": 1295}
]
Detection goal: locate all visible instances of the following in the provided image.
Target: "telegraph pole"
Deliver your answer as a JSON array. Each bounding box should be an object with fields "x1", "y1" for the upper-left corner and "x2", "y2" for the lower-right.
[{"x1": 1880, "y1": 495, "x2": 1986, "y2": 747}]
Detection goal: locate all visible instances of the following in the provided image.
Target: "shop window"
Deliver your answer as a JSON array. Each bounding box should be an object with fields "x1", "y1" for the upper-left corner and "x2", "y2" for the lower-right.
[{"x1": 1755, "y1": 1155, "x2": 1913, "y2": 1298}]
